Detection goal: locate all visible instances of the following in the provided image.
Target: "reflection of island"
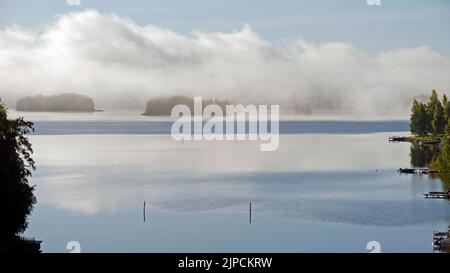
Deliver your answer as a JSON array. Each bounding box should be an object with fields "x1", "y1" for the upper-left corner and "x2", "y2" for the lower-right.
[
  {"x1": 143, "y1": 96, "x2": 228, "y2": 116},
  {"x1": 16, "y1": 93, "x2": 97, "y2": 112}
]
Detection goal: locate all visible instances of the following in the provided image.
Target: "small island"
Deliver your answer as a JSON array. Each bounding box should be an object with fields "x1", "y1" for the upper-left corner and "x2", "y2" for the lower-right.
[
  {"x1": 16, "y1": 93, "x2": 97, "y2": 112},
  {"x1": 143, "y1": 95, "x2": 228, "y2": 116}
]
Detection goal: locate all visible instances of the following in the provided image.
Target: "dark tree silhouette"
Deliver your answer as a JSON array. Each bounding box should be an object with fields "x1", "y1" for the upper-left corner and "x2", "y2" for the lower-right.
[{"x1": 0, "y1": 99, "x2": 36, "y2": 239}]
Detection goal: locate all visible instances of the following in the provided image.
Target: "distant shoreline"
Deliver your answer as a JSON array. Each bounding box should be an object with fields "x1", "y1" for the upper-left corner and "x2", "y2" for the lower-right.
[
  {"x1": 27, "y1": 120, "x2": 410, "y2": 136},
  {"x1": 15, "y1": 109, "x2": 104, "y2": 113}
]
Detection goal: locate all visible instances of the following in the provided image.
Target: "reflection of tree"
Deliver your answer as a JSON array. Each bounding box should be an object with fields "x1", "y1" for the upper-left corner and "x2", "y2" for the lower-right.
[
  {"x1": 436, "y1": 173, "x2": 450, "y2": 192},
  {"x1": 410, "y1": 144, "x2": 440, "y2": 168},
  {"x1": 0, "y1": 99, "x2": 40, "y2": 252},
  {"x1": 410, "y1": 143, "x2": 449, "y2": 191}
]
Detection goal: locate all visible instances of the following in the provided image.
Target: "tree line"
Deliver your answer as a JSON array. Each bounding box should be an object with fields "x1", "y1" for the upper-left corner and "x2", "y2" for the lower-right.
[
  {"x1": 410, "y1": 90, "x2": 450, "y2": 172},
  {"x1": 410, "y1": 90, "x2": 450, "y2": 137}
]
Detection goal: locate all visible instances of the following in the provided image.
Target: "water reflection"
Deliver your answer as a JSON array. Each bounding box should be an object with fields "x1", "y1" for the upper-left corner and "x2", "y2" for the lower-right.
[
  {"x1": 410, "y1": 143, "x2": 450, "y2": 189},
  {"x1": 410, "y1": 144, "x2": 440, "y2": 168},
  {"x1": 20, "y1": 131, "x2": 450, "y2": 252},
  {"x1": 410, "y1": 143, "x2": 450, "y2": 253},
  {"x1": 28, "y1": 133, "x2": 450, "y2": 225}
]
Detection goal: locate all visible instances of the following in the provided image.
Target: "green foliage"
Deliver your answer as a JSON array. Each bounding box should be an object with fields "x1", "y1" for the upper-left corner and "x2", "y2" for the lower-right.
[
  {"x1": 429, "y1": 90, "x2": 439, "y2": 107},
  {"x1": 410, "y1": 99, "x2": 430, "y2": 136},
  {"x1": 438, "y1": 119, "x2": 450, "y2": 172},
  {"x1": 0, "y1": 99, "x2": 36, "y2": 239},
  {"x1": 432, "y1": 100, "x2": 446, "y2": 135},
  {"x1": 444, "y1": 94, "x2": 450, "y2": 122},
  {"x1": 410, "y1": 90, "x2": 448, "y2": 137},
  {"x1": 409, "y1": 90, "x2": 450, "y2": 174}
]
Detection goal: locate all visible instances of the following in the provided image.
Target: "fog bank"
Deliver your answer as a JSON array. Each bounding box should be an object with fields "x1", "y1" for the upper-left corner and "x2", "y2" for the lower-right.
[{"x1": 1, "y1": 10, "x2": 449, "y2": 117}]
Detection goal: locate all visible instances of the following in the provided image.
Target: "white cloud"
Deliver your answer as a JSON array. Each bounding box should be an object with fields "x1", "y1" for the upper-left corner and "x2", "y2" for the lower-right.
[
  {"x1": 0, "y1": 9, "x2": 449, "y2": 117},
  {"x1": 66, "y1": 0, "x2": 81, "y2": 6}
]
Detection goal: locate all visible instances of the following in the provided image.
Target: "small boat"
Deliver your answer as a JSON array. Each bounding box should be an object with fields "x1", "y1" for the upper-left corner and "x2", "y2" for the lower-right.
[
  {"x1": 389, "y1": 136, "x2": 408, "y2": 142},
  {"x1": 398, "y1": 168, "x2": 416, "y2": 174}
]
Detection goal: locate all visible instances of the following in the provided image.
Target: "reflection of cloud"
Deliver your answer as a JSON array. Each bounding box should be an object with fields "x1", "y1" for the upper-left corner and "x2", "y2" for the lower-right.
[
  {"x1": 0, "y1": 10, "x2": 449, "y2": 116},
  {"x1": 366, "y1": 0, "x2": 382, "y2": 6},
  {"x1": 30, "y1": 134, "x2": 411, "y2": 174},
  {"x1": 32, "y1": 163, "x2": 450, "y2": 226},
  {"x1": 35, "y1": 171, "x2": 255, "y2": 214},
  {"x1": 28, "y1": 133, "x2": 450, "y2": 227}
]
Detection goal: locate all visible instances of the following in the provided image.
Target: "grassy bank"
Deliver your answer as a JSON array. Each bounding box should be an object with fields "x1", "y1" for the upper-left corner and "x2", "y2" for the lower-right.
[
  {"x1": 390, "y1": 135, "x2": 442, "y2": 144},
  {"x1": 405, "y1": 135, "x2": 443, "y2": 142}
]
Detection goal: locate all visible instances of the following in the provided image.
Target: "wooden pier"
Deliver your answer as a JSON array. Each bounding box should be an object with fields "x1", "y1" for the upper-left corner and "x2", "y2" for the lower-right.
[
  {"x1": 389, "y1": 136, "x2": 441, "y2": 145},
  {"x1": 398, "y1": 168, "x2": 440, "y2": 174},
  {"x1": 423, "y1": 191, "x2": 450, "y2": 199},
  {"x1": 398, "y1": 168, "x2": 416, "y2": 174},
  {"x1": 433, "y1": 226, "x2": 450, "y2": 252},
  {"x1": 0, "y1": 238, "x2": 42, "y2": 253}
]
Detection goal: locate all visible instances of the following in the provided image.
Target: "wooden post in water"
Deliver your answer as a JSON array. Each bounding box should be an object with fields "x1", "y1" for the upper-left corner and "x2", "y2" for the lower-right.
[
  {"x1": 143, "y1": 201, "x2": 146, "y2": 222},
  {"x1": 249, "y1": 202, "x2": 252, "y2": 224}
]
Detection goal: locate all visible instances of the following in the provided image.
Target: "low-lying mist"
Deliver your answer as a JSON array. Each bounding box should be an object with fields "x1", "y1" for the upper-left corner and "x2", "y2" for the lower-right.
[{"x1": 1, "y1": 10, "x2": 449, "y2": 118}]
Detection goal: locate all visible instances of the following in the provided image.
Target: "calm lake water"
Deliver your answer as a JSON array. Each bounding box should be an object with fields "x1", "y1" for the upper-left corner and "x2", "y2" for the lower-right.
[{"x1": 21, "y1": 118, "x2": 450, "y2": 253}]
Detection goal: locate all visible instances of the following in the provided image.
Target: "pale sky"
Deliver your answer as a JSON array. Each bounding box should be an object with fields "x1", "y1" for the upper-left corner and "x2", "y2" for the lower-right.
[{"x1": 0, "y1": 0, "x2": 449, "y2": 53}]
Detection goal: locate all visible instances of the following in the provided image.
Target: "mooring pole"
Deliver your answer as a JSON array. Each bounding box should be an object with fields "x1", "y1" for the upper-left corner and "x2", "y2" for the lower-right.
[
  {"x1": 249, "y1": 202, "x2": 252, "y2": 224},
  {"x1": 143, "y1": 201, "x2": 146, "y2": 222}
]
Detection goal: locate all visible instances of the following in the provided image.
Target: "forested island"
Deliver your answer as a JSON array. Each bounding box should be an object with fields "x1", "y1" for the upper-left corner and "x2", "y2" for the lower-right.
[
  {"x1": 143, "y1": 96, "x2": 229, "y2": 116},
  {"x1": 16, "y1": 93, "x2": 96, "y2": 112},
  {"x1": 407, "y1": 90, "x2": 450, "y2": 172}
]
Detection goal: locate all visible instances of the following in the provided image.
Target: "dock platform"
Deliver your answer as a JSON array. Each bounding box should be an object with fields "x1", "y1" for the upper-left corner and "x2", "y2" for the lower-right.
[
  {"x1": 433, "y1": 226, "x2": 450, "y2": 252},
  {"x1": 389, "y1": 136, "x2": 441, "y2": 145},
  {"x1": 398, "y1": 168, "x2": 440, "y2": 174},
  {"x1": 423, "y1": 191, "x2": 450, "y2": 199}
]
